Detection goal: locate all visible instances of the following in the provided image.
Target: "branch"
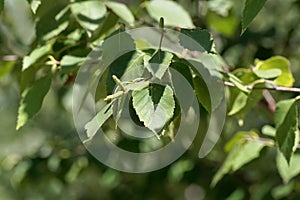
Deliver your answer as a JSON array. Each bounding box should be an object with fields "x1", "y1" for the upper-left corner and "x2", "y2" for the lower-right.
[{"x1": 224, "y1": 81, "x2": 300, "y2": 93}]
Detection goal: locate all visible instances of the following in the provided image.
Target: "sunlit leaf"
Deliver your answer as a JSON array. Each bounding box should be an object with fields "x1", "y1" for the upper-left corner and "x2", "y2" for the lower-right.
[
  {"x1": 17, "y1": 76, "x2": 52, "y2": 130},
  {"x1": 105, "y1": 2, "x2": 134, "y2": 27},
  {"x1": 255, "y1": 56, "x2": 294, "y2": 87},
  {"x1": 30, "y1": 0, "x2": 41, "y2": 14},
  {"x1": 253, "y1": 68, "x2": 281, "y2": 79},
  {"x1": 146, "y1": 0, "x2": 194, "y2": 28},
  {"x1": 277, "y1": 151, "x2": 300, "y2": 183},
  {"x1": 22, "y1": 43, "x2": 52, "y2": 71},
  {"x1": 60, "y1": 55, "x2": 85, "y2": 67},
  {"x1": 70, "y1": 1, "x2": 107, "y2": 32}
]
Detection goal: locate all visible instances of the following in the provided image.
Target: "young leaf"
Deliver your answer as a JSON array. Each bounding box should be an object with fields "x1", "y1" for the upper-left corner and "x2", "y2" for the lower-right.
[
  {"x1": 132, "y1": 85, "x2": 175, "y2": 136},
  {"x1": 274, "y1": 98, "x2": 299, "y2": 163},
  {"x1": 146, "y1": 50, "x2": 173, "y2": 80},
  {"x1": 242, "y1": 0, "x2": 267, "y2": 33},
  {"x1": 255, "y1": 56, "x2": 294, "y2": 87},
  {"x1": 104, "y1": 2, "x2": 135, "y2": 27},
  {"x1": 211, "y1": 131, "x2": 266, "y2": 186},
  {"x1": 17, "y1": 76, "x2": 52, "y2": 130},
  {"x1": 146, "y1": 0, "x2": 194, "y2": 28},
  {"x1": 179, "y1": 28, "x2": 213, "y2": 52},
  {"x1": 277, "y1": 151, "x2": 300, "y2": 183},
  {"x1": 85, "y1": 102, "x2": 113, "y2": 139},
  {"x1": 253, "y1": 68, "x2": 282, "y2": 79}
]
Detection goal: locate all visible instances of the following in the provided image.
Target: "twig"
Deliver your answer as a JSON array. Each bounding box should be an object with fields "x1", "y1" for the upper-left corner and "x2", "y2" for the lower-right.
[{"x1": 224, "y1": 81, "x2": 300, "y2": 93}]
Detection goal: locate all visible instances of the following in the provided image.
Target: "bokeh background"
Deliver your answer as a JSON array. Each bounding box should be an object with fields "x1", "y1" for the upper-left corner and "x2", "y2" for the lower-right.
[{"x1": 1, "y1": 0, "x2": 300, "y2": 199}]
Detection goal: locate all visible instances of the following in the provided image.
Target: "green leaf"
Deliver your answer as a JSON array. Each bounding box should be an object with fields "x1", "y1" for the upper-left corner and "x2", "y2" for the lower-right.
[
  {"x1": 179, "y1": 28, "x2": 213, "y2": 52},
  {"x1": 22, "y1": 43, "x2": 52, "y2": 71},
  {"x1": 253, "y1": 68, "x2": 282, "y2": 79},
  {"x1": 228, "y1": 92, "x2": 248, "y2": 116},
  {"x1": 277, "y1": 151, "x2": 300, "y2": 183},
  {"x1": 242, "y1": 0, "x2": 267, "y2": 33},
  {"x1": 105, "y1": 2, "x2": 134, "y2": 27},
  {"x1": 274, "y1": 98, "x2": 299, "y2": 163},
  {"x1": 132, "y1": 85, "x2": 175, "y2": 136},
  {"x1": 146, "y1": 0, "x2": 194, "y2": 28},
  {"x1": 262, "y1": 125, "x2": 276, "y2": 137},
  {"x1": 211, "y1": 131, "x2": 266, "y2": 186},
  {"x1": 30, "y1": 0, "x2": 41, "y2": 14},
  {"x1": 225, "y1": 73, "x2": 249, "y2": 93},
  {"x1": 228, "y1": 82, "x2": 264, "y2": 117},
  {"x1": 193, "y1": 75, "x2": 211, "y2": 112},
  {"x1": 146, "y1": 50, "x2": 173, "y2": 80},
  {"x1": 85, "y1": 102, "x2": 113, "y2": 139},
  {"x1": 70, "y1": 1, "x2": 107, "y2": 32},
  {"x1": 60, "y1": 55, "x2": 85, "y2": 67},
  {"x1": 255, "y1": 56, "x2": 294, "y2": 87},
  {"x1": 16, "y1": 76, "x2": 52, "y2": 130}
]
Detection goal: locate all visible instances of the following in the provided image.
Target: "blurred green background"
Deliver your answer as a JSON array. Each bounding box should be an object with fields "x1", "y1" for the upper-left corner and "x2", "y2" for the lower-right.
[{"x1": 1, "y1": 0, "x2": 300, "y2": 199}]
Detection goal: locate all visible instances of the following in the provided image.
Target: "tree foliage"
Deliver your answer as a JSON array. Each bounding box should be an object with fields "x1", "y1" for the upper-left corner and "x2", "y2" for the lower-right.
[{"x1": 1, "y1": 0, "x2": 300, "y2": 199}]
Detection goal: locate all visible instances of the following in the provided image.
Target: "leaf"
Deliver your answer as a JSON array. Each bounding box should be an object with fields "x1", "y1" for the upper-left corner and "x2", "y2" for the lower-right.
[
  {"x1": 85, "y1": 102, "x2": 113, "y2": 139},
  {"x1": 193, "y1": 75, "x2": 211, "y2": 112},
  {"x1": 132, "y1": 85, "x2": 175, "y2": 135},
  {"x1": 105, "y1": 2, "x2": 134, "y2": 27},
  {"x1": 211, "y1": 131, "x2": 266, "y2": 186},
  {"x1": 70, "y1": 1, "x2": 107, "y2": 32},
  {"x1": 274, "y1": 98, "x2": 299, "y2": 163},
  {"x1": 124, "y1": 81, "x2": 149, "y2": 91},
  {"x1": 277, "y1": 151, "x2": 300, "y2": 183},
  {"x1": 16, "y1": 76, "x2": 52, "y2": 130},
  {"x1": 255, "y1": 56, "x2": 294, "y2": 87},
  {"x1": 253, "y1": 68, "x2": 282, "y2": 79},
  {"x1": 34, "y1": 0, "x2": 69, "y2": 40},
  {"x1": 30, "y1": 0, "x2": 41, "y2": 14},
  {"x1": 262, "y1": 125, "x2": 276, "y2": 137},
  {"x1": 228, "y1": 82, "x2": 264, "y2": 117},
  {"x1": 146, "y1": 0, "x2": 194, "y2": 28},
  {"x1": 225, "y1": 73, "x2": 249, "y2": 93},
  {"x1": 146, "y1": 50, "x2": 173, "y2": 80},
  {"x1": 242, "y1": 0, "x2": 267, "y2": 33},
  {"x1": 179, "y1": 28, "x2": 213, "y2": 52},
  {"x1": 228, "y1": 92, "x2": 248, "y2": 116},
  {"x1": 22, "y1": 43, "x2": 52, "y2": 71},
  {"x1": 60, "y1": 55, "x2": 85, "y2": 67}
]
